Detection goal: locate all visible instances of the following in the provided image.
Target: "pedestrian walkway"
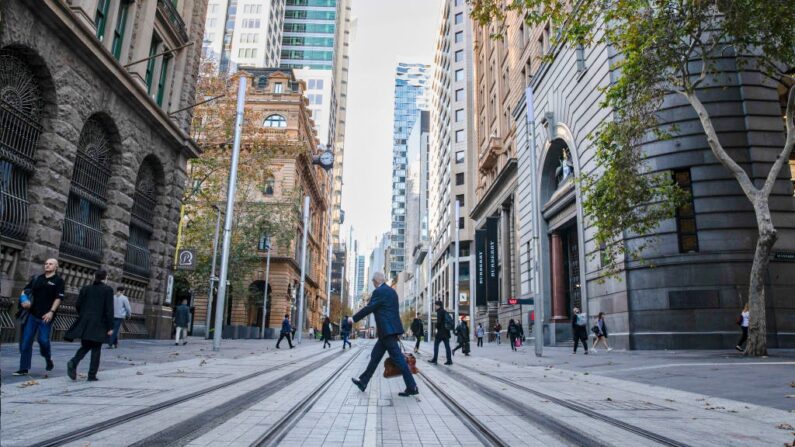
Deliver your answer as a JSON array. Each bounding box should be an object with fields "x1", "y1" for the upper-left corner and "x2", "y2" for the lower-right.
[
  {"x1": 445, "y1": 338, "x2": 795, "y2": 410},
  {"x1": 1, "y1": 337, "x2": 792, "y2": 446}
]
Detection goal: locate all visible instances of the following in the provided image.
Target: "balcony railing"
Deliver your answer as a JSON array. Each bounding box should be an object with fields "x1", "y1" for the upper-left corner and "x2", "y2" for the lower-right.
[
  {"x1": 0, "y1": 102, "x2": 41, "y2": 173},
  {"x1": 156, "y1": 0, "x2": 189, "y2": 43},
  {"x1": 0, "y1": 162, "x2": 29, "y2": 242},
  {"x1": 124, "y1": 241, "x2": 151, "y2": 278}
]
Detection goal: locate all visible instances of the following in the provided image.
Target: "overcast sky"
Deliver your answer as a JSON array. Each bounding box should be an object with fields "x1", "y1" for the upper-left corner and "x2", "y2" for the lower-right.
[{"x1": 340, "y1": 0, "x2": 441, "y2": 258}]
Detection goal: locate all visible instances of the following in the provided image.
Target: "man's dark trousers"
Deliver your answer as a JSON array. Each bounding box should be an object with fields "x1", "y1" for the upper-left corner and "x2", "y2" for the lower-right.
[
  {"x1": 414, "y1": 336, "x2": 421, "y2": 351},
  {"x1": 71, "y1": 340, "x2": 102, "y2": 377},
  {"x1": 277, "y1": 332, "x2": 293, "y2": 348},
  {"x1": 358, "y1": 335, "x2": 416, "y2": 390},
  {"x1": 432, "y1": 336, "x2": 451, "y2": 362},
  {"x1": 19, "y1": 316, "x2": 52, "y2": 370}
]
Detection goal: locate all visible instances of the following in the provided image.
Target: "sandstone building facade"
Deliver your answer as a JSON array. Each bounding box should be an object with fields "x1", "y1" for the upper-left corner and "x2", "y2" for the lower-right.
[{"x1": 1, "y1": 0, "x2": 207, "y2": 340}]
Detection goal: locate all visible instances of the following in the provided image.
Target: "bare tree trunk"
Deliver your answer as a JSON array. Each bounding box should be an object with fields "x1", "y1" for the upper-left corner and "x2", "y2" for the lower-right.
[{"x1": 746, "y1": 199, "x2": 776, "y2": 356}]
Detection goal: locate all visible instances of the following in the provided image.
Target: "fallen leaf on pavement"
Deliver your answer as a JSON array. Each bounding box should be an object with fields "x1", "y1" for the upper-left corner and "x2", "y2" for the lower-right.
[
  {"x1": 606, "y1": 397, "x2": 612, "y2": 401},
  {"x1": 136, "y1": 371, "x2": 144, "y2": 375},
  {"x1": 18, "y1": 380, "x2": 39, "y2": 388},
  {"x1": 199, "y1": 359, "x2": 208, "y2": 367},
  {"x1": 777, "y1": 424, "x2": 794, "y2": 430}
]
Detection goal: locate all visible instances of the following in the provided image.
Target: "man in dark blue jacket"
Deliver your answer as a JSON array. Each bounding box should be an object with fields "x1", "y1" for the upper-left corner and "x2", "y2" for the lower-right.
[
  {"x1": 341, "y1": 315, "x2": 352, "y2": 350},
  {"x1": 351, "y1": 272, "x2": 418, "y2": 396},
  {"x1": 276, "y1": 314, "x2": 294, "y2": 349}
]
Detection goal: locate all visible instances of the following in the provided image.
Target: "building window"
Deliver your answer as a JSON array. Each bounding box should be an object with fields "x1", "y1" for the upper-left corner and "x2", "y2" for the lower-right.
[
  {"x1": 576, "y1": 45, "x2": 586, "y2": 72},
  {"x1": 95, "y1": 0, "x2": 111, "y2": 41},
  {"x1": 674, "y1": 169, "x2": 699, "y2": 253},
  {"x1": 238, "y1": 48, "x2": 257, "y2": 58},
  {"x1": 456, "y1": 194, "x2": 465, "y2": 207},
  {"x1": 242, "y1": 19, "x2": 261, "y2": 28},
  {"x1": 455, "y1": 109, "x2": 464, "y2": 122},
  {"x1": 61, "y1": 117, "x2": 113, "y2": 262},
  {"x1": 111, "y1": 0, "x2": 131, "y2": 60},
  {"x1": 459, "y1": 217, "x2": 465, "y2": 229},
  {"x1": 455, "y1": 172, "x2": 465, "y2": 185},
  {"x1": 455, "y1": 129, "x2": 464, "y2": 142},
  {"x1": 454, "y1": 0, "x2": 463, "y2": 6},
  {"x1": 455, "y1": 150, "x2": 465, "y2": 164},
  {"x1": 455, "y1": 50, "x2": 464, "y2": 63},
  {"x1": 156, "y1": 55, "x2": 171, "y2": 107},
  {"x1": 263, "y1": 176, "x2": 275, "y2": 195},
  {"x1": 308, "y1": 79, "x2": 324, "y2": 89},
  {"x1": 257, "y1": 76, "x2": 267, "y2": 89},
  {"x1": 274, "y1": 82, "x2": 284, "y2": 93},
  {"x1": 455, "y1": 69, "x2": 464, "y2": 82},
  {"x1": 264, "y1": 114, "x2": 287, "y2": 128},
  {"x1": 455, "y1": 31, "x2": 463, "y2": 43},
  {"x1": 455, "y1": 88, "x2": 464, "y2": 101},
  {"x1": 455, "y1": 12, "x2": 464, "y2": 25},
  {"x1": 145, "y1": 36, "x2": 160, "y2": 94}
]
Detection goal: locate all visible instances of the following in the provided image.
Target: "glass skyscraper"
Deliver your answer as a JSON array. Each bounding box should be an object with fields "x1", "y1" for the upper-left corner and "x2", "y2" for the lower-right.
[
  {"x1": 389, "y1": 63, "x2": 429, "y2": 277},
  {"x1": 281, "y1": 0, "x2": 337, "y2": 71}
]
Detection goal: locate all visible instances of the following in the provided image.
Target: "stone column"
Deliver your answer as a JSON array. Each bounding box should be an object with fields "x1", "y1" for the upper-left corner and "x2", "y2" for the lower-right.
[
  {"x1": 500, "y1": 206, "x2": 512, "y2": 303},
  {"x1": 550, "y1": 231, "x2": 567, "y2": 320}
]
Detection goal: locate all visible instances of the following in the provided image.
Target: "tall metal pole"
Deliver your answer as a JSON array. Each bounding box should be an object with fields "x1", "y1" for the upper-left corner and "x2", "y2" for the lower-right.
[
  {"x1": 260, "y1": 240, "x2": 271, "y2": 339},
  {"x1": 296, "y1": 196, "x2": 310, "y2": 343},
  {"x1": 454, "y1": 200, "x2": 460, "y2": 321},
  {"x1": 340, "y1": 266, "x2": 345, "y2": 305},
  {"x1": 527, "y1": 87, "x2": 543, "y2": 357},
  {"x1": 212, "y1": 76, "x2": 247, "y2": 352},
  {"x1": 426, "y1": 249, "x2": 432, "y2": 345},
  {"x1": 325, "y1": 169, "x2": 333, "y2": 317},
  {"x1": 205, "y1": 206, "x2": 222, "y2": 339}
]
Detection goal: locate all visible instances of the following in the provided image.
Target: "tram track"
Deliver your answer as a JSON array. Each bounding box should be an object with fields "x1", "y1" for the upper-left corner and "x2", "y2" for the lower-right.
[
  {"x1": 417, "y1": 369, "x2": 510, "y2": 447},
  {"x1": 250, "y1": 347, "x2": 364, "y2": 446},
  {"x1": 27, "y1": 347, "x2": 340, "y2": 447},
  {"x1": 455, "y1": 363, "x2": 692, "y2": 447}
]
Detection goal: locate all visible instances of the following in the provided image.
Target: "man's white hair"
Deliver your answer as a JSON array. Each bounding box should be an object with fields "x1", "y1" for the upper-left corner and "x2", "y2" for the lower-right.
[{"x1": 371, "y1": 271, "x2": 385, "y2": 283}]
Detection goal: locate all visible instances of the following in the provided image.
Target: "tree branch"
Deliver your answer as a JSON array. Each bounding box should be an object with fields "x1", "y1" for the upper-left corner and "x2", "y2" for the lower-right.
[
  {"x1": 683, "y1": 91, "x2": 759, "y2": 198},
  {"x1": 761, "y1": 84, "x2": 795, "y2": 198}
]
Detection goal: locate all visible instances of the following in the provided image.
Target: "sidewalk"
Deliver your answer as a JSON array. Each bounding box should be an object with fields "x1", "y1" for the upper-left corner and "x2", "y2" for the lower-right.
[{"x1": 421, "y1": 338, "x2": 795, "y2": 411}]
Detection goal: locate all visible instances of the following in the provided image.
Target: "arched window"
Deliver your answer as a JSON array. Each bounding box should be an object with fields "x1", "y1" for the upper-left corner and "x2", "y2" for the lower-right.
[
  {"x1": 263, "y1": 114, "x2": 286, "y2": 128},
  {"x1": 257, "y1": 76, "x2": 267, "y2": 89},
  {"x1": 262, "y1": 176, "x2": 275, "y2": 195},
  {"x1": 0, "y1": 51, "x2": 43, "y2": 241},
  {"x1": 60, "y1": 116, "x2": 113, "y2": 262},
  {"x1": 124, "y1": 158, "x2": 160, "y2": 277}
]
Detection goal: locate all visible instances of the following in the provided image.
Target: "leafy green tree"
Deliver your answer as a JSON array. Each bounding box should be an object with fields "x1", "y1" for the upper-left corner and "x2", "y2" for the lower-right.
[{"x1": 471, "y1": 0, "x2": 795, "y2": 355}]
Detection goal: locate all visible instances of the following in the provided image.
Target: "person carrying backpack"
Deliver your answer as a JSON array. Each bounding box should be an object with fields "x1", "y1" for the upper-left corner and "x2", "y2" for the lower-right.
[
  {"x1": 410, "y1": 317, "x2": 423, "y2": 353},
  {"x1": 341, "y1": 315, "x2": 352, "y2": 350},
  {"x1": 429, "y1": 301, "x2": 452, "y2": 365},
  {"x1": 508, "y1": 319, "x2": 519, "y2": 351},
  {"x1": 572, "y1": 307, "x2": 588, "y2": 355},
  {"x1": 452, "y1": 317, "x2": 470, "y2": 356}
]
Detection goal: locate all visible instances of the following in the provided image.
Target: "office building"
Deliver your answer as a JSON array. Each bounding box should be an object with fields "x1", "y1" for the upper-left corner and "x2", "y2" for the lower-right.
[{"x1": 389, "y1": 62, "x2": 430, "y2": 277}]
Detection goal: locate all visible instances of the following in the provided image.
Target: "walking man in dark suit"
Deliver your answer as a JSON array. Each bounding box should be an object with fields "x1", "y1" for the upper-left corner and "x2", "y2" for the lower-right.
[{"x1": 351, "y1": 272, "x2": 419, "y2": 397}]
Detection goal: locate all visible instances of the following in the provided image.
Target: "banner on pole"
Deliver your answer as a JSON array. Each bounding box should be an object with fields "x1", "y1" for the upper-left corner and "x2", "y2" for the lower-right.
[{"x1": 485, "y1": 216, "x2": 499, "y2": 302}]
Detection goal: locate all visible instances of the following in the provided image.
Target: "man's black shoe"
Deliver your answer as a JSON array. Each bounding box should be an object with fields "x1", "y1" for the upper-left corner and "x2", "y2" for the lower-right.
[
  {"x1": 12, "y1": 369, "x2": 28, "y2": 376},
  {"x1": 87, "y1": 376, "x2": 98, "y2": 382},
  {"x1": 67, "y1": 360, "x2": 76, "y2": 380},
  {"x1": 351, "y1": 378, "x2": 366, "y2": 392},
  {"x1": 428, "y1": 359, "x2": 438, "y2": 364},
  {"x1": 46, "y1": 358, "x2": 54, "y2": 371},
  {"x1": 398, "y1": 387, "x2": 419, "y2": 397},
  {"x1": 444, "y1": 361, "x2": 453, "y2": 365}
]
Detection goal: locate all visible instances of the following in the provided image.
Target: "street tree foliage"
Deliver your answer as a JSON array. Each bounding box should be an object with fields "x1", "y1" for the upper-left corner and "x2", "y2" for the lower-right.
[
  {"x1": 329, "y1": 296, "x2": 353, "y2": 330},
  {"x1": 178, "y1": 59, "x2": 305, "y2": 312},
  {"x1": 470, "y1": 0, "x2": 795, "y2": 356}
]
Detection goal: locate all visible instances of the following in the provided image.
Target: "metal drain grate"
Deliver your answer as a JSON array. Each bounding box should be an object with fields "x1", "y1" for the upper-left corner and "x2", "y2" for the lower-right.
[
  {"x1": 572, "y1": 400, "x2": 673, "y2": 411},
  {"x1": 59, "y1": 387, "x2": 162, "y2": 398}
]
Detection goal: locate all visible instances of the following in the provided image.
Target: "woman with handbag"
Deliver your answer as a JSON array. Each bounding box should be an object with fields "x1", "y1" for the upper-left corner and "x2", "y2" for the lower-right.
[
  {"x1": 65, "y1": 270, "x2": 114, "y2": 381},
  {"x1": 592, "y1": 312, "x2": 612, "y2": 352}
]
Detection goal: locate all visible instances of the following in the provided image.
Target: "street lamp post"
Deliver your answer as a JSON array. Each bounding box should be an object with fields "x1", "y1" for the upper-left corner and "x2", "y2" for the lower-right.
[
  {"x1": 296, "y1": 196, "x2": 310, "y2": 343},
  {"x1": 205, "y1": 205, "x2": 222, "y2": 339},
  {"x1": 260, "y1": 235, "x2": 271, "y2": 339},
  {"x1": 212, "y1": 76, "x2": 247, "y2": 352},
  {"x1": 454, "y1": 200, "x2": 460, "y2": 321}
]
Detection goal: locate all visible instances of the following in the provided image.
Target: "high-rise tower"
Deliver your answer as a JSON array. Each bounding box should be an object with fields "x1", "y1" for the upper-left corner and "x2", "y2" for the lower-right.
[{"x1": 389, "y1": 63, "x2": 430, "y2": 278}]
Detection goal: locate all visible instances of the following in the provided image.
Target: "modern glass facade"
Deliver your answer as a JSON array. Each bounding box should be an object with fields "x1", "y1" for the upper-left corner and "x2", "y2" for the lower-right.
[
  {"x1": 389, "y1": 63, "x2": 429, "y2": 277},
  {"x1": 281, "y1": 0, "x2": 337, "y2": 70}
]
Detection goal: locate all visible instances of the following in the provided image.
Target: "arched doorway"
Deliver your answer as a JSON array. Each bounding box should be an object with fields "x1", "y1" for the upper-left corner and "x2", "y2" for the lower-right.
[
  {"x1": 124, "y1": 156, "x2": 163, "y2": 278},
  {"x1": 538, "y1": 137, "x2": 583, "y2": 342}
]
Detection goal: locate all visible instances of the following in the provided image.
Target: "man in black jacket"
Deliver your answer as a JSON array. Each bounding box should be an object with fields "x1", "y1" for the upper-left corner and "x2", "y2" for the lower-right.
[
  {"x1": 351, "y1": 272, "x2": 418, "y2": 397},
  {"x1": 429, "y1": 301, "x2": 452, "y2": 365},
  {"x1": 65, "y1": 269, "x2": 114, "y2": 381},
  {"x1": 410, "y1": 317, "x2": 423, "y2": 353}
]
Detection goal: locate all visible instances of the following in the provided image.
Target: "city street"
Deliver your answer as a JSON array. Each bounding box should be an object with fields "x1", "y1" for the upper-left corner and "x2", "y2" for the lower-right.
[{"x1": 1, "y1": 337, "x2": 793, "y2": 446}]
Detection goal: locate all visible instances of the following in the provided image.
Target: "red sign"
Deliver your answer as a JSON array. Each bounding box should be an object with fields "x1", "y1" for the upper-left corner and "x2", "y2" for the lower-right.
[{"x1": 507, "y1": 298, "x2": 518, "y2": 305}]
